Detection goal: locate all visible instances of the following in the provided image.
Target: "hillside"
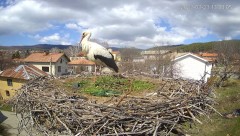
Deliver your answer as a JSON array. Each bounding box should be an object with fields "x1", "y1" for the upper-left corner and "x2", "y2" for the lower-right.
[
  {"x1": 176, "y1": 40, "x2": 240, "y2": 53},
  {"x1": 147, "y1": 45, "x2": 183, "y2": 51},
  {"x1": 1, "y1": 40, "x2": 240, "y2": 53},
  {"x1": 0, "y1": 44, "x2": 72, "y2": 50}
]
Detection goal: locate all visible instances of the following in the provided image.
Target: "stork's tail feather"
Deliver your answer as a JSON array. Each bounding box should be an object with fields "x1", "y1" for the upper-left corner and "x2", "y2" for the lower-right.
[
  {"x1": 94, "y1": 55, "x2": 119, "y2": 73},
  {"x1": 112, "y1": 63, "x2": 119, "y2": 73}
]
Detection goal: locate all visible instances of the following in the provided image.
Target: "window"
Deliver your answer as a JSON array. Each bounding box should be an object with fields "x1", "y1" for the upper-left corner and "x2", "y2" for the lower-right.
[
  {"x1": 42, "y1": 67, "x2": 49, "y2": 72},
  {"x1": 60, "y1": 59, "x2": 63, "y2": 63},
  {"x1": 6, "y1": 90, "x2": 10, "y2": 96},
  {"x1": 58, "y1": 66, "x2": 61, "y2": 73},
  {"x1": 7, "y1": 79, "x2": 13, "y2": 86}
]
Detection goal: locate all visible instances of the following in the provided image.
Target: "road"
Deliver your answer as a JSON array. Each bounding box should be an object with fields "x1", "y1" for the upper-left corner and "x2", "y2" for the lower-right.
[{"x1": 0, "y1": 111, "x2": 27, "y2": 136}]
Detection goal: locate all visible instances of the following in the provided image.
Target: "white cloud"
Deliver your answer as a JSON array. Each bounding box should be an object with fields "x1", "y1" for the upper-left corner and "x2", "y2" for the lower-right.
[
  {"x1": 60, "y1": 41, "x2": 71, "y2": 45},
  {"x1": 40, "y1": 33, "x2": 60, "y2": 43},
  {"x1": 0, "y1": 0, "x2": 240, "y2": 48},
  {"x1": 65, "y1": 23, "x2": 79, "y2": 30},
  {"x1": 35, "y1": 33, "x2": 72, "y2": 45},
  {"x1": 0, "y1": 0, "x2": 79, "y2": 34},
  {"x1": 224, "y1": 36, "x2": 232, "y2": 40}
]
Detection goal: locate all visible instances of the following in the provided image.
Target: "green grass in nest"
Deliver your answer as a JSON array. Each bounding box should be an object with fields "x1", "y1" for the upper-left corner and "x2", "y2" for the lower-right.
[{"x1": 64, "y1": 76, "x2": 157, "y2": 97}]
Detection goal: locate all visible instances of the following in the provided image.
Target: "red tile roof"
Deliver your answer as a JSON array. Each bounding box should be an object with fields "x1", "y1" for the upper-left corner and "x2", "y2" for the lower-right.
[
  {"x1": 203, "y1": 57, "x2": 217, "y2": 62},
  {"x1": 24, "y1": 52, "x2": 69, "y2": 63},
  {"x1": 12, "y1": 58, "x2": 24, "y2": 62},
  {"x1": 68, "y1": 58, "x2": 95, "y2": 65},
  {"x1": 0, "y1": 65, "x2": 48, "y2": 80},
  {"x1": 198, "y1": 52, "x2": 218, "y2": 62},
  {"x1": 111, "y1": 51, "x2": 120, "y2": 54},
  {"x1": 199, "y1": 53, "x2": 218, "y2": 57}
]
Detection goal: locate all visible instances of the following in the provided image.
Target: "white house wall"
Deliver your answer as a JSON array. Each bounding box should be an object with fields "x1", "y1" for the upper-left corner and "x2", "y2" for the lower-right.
[
  {"x1": 25, "y1": 56, "x2": 69, "y2": 76},
  {"x1": 26, "y1": 62, "x2": 56, "y2": 75},
  {"x1": 55, "y1": 57, "x2": 69, "y2": 76},
  {"x1": 205, "y1": 63, "x2": 212, "y2": 81},
  {"x1": 173, "y1": 55, "x2": 212, "y2": 82}
]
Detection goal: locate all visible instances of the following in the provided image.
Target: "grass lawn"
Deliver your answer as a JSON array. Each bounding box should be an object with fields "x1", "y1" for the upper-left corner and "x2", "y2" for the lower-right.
[{"x1": 184, "y1": 79, "x2": 240, "y2": 136}]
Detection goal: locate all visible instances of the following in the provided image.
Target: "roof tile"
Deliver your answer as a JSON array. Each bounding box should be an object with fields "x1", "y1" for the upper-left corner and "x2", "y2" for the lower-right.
[
  {"x1": 24, "y1": 53, "x2": 68, "y2": 63},
  {"x1": 0, "y1": 65, "x2": 48, "y2": 80},
  {"x1": 68, "y1": 58, "x2": 95, "y2": 65}
]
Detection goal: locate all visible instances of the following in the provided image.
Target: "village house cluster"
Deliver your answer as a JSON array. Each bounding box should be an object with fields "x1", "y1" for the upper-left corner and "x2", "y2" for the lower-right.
[{"x1": 0, "y1": 47, "x2": 217, "y2": 100}]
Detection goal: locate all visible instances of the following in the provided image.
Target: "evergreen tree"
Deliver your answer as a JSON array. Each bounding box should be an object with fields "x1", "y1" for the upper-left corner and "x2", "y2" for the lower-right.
[{"x1": 15, "y1": 51, "x2": 21, "y2": 58}]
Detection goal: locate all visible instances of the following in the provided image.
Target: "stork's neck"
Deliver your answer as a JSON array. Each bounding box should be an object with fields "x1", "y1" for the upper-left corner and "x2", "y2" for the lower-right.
[
  {"x1": 81, "y1": 34, "x2": 91, "y2": 52},
  {"x1": 82, "y1": 34, "x2": 91, "y2": 43}
]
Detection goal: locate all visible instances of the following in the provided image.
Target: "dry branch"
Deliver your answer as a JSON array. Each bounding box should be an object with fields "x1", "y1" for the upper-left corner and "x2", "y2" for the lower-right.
[{"x1": 11, "y1": 76, "x2": 215, "y2": 135}]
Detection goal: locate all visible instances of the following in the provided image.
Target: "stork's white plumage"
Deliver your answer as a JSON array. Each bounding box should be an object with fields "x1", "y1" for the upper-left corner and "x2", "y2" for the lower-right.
[{"x1": 80, "y1": 31, "x2": 119, "y2": 73}]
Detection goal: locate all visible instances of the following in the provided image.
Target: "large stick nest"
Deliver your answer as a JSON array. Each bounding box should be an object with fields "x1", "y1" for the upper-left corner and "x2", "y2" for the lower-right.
[{"x1": 12, "y1": 76, "x2": 215, "y2": 136}]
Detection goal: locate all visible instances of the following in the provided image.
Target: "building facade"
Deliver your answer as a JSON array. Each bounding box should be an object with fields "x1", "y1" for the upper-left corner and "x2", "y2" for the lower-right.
[
  {"x1": 173, "y1": 53, "x2": 212, "y2": 82},
  {"x1": 0, "y1": 65, "x2": 47, "y2": 100},
  {"x1": 24, "y1": 52, "x2": 70, "y2": 76},
  {"x1": 68, "y1": 57, "x2": 96, "y2": 74}
]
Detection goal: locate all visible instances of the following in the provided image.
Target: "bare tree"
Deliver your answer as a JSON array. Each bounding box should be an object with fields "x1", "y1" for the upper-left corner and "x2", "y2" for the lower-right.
[
  {"x1": 214, "y1": 41, "x2": 240, "y2": 87},
  {"x1": 50, "y1": 47, "x2": 61, "y2": 53},
  {"x1": 90, "y1": 39, "x2": 109, "y2": 48},
  {"x1": 118, "y1": 47, "x2": 141, "y2": 73},
  {"x1": 0, "y1": 51, "x2": 15, "y2": 71},
  {"x1": 64, "y1": 44, "x2": 81, "y2": 57},
  {"x1": 143, "y1": 45, "x2": 176, "y2": 78},
  {"x1": 119, "y1": 47, "x2": 140, "y2": 62}
]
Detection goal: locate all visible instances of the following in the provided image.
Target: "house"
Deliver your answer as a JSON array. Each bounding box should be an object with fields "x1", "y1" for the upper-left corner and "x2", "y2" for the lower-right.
[
  {"x1": 198, "y1": 52, "x2": 218, "y2": 63},
  {"x1": 133, "y1": 57, "x2": 145, "y2": 63},
  {"x1": 24, "y1": 52, "x2": 70, "y2": 76},
  {"x1": 111, "y1": 51, "x2": 122, "y2": 62},
  {"x1": 0, "y1": 65, "x2": 47, "y2": 100},
  {"x1": 172, "y1": 53, "x2": 213, "y2": 82},
  {"x1": 141, "y1": 50, "x2": 170, "y2": 60},
  {"x1": 107, "y1": 49, "x2": 122, "y2": 62},
  {"x1": 68, "y1": 58, "x2": 96, "y2": 74}
]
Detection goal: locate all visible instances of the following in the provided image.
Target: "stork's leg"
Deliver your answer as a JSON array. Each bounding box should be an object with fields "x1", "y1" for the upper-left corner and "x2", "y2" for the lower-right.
[
  {"x1": 99, "y1": 66, "x2": 102, "y2": 75},
  {"x1": 93, "y1": 64, "x2": 97, "y2": 83},
  {"x1": 93, "y1": 71, "x2": 97, "y2": 83}
]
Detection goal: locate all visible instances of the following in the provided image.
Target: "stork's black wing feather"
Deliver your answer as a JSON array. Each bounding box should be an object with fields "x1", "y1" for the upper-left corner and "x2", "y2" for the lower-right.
[{"x1": 94, "y1": 53, "x2": 119, "y2": 73}]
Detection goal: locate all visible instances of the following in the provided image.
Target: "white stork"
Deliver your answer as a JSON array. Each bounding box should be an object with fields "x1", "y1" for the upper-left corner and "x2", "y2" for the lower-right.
[{"x1": 80, "y1": 31, "x2": 119, "y2": 73}]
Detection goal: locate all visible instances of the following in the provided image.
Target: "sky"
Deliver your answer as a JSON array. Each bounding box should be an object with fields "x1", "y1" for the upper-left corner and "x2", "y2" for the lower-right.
[{"x1": 0, "y1": 0, "x2": 240, "y2": 49}]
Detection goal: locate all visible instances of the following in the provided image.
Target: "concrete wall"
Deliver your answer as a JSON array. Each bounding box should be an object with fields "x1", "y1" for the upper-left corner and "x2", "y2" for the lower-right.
[{"x1": 0, "y1": 77, "x2": 25, "y2": 100}]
